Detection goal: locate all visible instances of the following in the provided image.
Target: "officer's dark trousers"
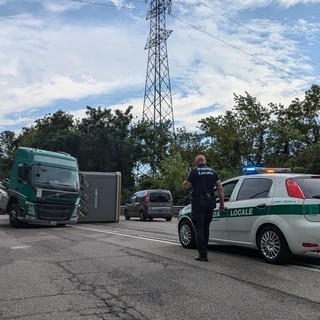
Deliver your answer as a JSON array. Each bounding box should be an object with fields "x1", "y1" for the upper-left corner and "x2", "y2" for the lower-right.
[{"x1": 191, "y1": 197, "x2": 214, "y2": 258}]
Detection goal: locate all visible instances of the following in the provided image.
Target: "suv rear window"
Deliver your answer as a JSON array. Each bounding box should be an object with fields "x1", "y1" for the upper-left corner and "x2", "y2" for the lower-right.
[
  {"x1": 294, "y1": 177, "x2": 320, "y2": 199},
  {"x1": 149, "y1": 192, "x2": 171, "y2": 202}
]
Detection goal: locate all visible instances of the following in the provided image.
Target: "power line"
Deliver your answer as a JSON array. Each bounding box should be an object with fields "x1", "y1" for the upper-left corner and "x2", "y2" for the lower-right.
[
  {"x1": 170, "y1": 14, "x2": 313, "y2": 85},
  {"x1": 194, "y1": 0, "x2": 320, "y2": 70},
  {"x1": 67, "y1": 0, "x2": 318, "y2": 84},
  {"x1": 69, "y1": 0, "x2": 146, "y2": 11}
]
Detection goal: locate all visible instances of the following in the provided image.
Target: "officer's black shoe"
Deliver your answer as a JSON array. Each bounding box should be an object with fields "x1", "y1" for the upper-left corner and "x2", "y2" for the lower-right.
[{"x1": 195, "y1": 255, "x2": 208, "y2": 262}]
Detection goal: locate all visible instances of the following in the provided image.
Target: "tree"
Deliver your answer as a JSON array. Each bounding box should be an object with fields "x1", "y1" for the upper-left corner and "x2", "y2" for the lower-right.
[
  {"x1": 31, "y1": 110, "x2": 80, "y2": 156},
  {"x1": 232, "y1": 92, "x2": 271, "y2": 166},
  {"x1": 266, "y1": 102, "x2": 301, "y2": 165},
  {"x1": 299, "y1": 84, "x2": 320, "y2": 146},
  {"x1": 199, "y1": 111, "x2": 242, "y2": 171},
  {"x1": 77, "y1": 106, "x2": 137, "y2": 190},
  {"x1": 0, "y1": 130, "x2": 17, "y2": 178},
  {"x1": 136, "y1": 154, "x2": 190, "y2": 205},
  {"x1": 131, "y1": 119, "x2": 174, "y2": 174},
  {"x1": 16, "y1": 126, "x2": 38, "y2": 149},
  {"x1": 173, "y1": 127, "x2": 206, "y2": 167},
  {"x1": 198, "y1": 92, "x2": 271, "y2": 171},
  {"x1": 266, "y1": 85, "x2": 320, "y2": 168}
]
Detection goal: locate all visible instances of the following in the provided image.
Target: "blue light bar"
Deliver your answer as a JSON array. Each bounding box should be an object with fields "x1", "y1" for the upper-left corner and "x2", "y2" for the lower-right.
[
  {"x1": 243, "y1": 167, "x2": 261, "y2": 175},
  {"x1": 243, "y1": 167, "x2": 291, "y2": 175}
]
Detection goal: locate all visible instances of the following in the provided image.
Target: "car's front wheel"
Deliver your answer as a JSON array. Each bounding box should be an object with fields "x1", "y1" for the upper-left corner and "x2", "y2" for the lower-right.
[
  {"x1": 139, "y1": 210, "x2": 146, "y2": 221},
  {"x1": 178, "y1": 219, "x2": 196, "y2": 249},
  {"x1": 9, "y1": 203, "x2": 23, "y2": 228},
  {"x1": 257, "y1": 225, "x2": 291, "y2": 264},
  {"x1": 124, "y1": 210, "x2": 130, "y2": 220}
]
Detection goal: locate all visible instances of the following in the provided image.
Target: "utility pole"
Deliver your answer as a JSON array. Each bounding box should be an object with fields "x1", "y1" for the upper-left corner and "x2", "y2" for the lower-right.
[
  {"x1": 138, "y1": 0, "x2": 174, "y2": 175},
  {"x1": 143, "y1": 0, "x2": 174, "y2": 130}
]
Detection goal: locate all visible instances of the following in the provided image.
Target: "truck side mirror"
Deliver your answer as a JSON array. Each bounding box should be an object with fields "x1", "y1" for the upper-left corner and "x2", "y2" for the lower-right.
[{"x1": 18, "y1": 164, "x2": 29, "y2": 182}]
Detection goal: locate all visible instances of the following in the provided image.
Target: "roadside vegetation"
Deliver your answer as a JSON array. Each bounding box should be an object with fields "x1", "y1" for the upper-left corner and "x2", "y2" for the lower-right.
[{"x1": 1, "y1": 84, "x2": 320, "y2": 206}]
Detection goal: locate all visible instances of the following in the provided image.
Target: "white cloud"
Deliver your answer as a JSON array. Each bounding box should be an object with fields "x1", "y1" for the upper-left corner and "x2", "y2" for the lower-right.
[
  {"x1": 0, "y1": 10, "x2": 147, "y2": 125},
  {"x1": 0, "y1": 0, "x2": 319, "y2": 133},
  {"x1": 168, "y1": 5, "x2": 315, "y2": 110},
  {"x1": 41, "y1": 0, "x2": 83, "y2": 13},
  {"x1": 276, "y1": 0, "x2": 320, "y2": 7}
]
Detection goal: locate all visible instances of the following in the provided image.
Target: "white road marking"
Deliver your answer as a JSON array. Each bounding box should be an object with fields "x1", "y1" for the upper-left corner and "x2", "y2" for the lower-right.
[
  {"x1": 11, "y1": 245, "x2": 31, "y2": 250},
  {"x1": 73, "y1": 226, "x2": 180, "y2": 245},
  {"x1": 72, "y1": 226, "x2": 320, "y2": 272},
  {"x1": 290, "y1": 265, "x2": 320, "y2": 273}
]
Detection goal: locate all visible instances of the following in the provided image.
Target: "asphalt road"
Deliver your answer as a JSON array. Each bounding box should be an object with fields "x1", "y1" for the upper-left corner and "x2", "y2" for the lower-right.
[{"x1": 1, "y1": 214, "x2": 320, "y2": 320}]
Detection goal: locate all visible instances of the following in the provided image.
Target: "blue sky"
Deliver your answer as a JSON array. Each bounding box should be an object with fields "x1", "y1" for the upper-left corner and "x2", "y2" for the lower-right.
[{"x1": 0, "y1": 0, "x2": 319, "y2": 133}]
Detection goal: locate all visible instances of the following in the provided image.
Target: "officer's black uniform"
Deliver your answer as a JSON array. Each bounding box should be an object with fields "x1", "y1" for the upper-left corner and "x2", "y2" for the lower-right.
[{"x1": 187, "y1": 163, "x2": 220, "y2": 259}]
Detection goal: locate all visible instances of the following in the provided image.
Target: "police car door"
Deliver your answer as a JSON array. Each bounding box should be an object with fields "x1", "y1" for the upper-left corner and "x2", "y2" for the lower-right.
[
  {"x1": 227, "y1": 177, "x2": 273, "y2": 244},
  {"x1": 210, "y1": 179, "x2": 239, "y2": 241}
]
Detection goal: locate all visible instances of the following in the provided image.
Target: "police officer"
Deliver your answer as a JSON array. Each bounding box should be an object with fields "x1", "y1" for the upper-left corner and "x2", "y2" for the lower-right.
[{"x1": 183, "y1": 155, "x2": 225, "y2": 262}]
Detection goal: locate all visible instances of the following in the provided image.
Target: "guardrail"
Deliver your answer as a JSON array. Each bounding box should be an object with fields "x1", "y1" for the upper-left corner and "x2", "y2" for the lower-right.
[{"x1": 120, "y1": 206, "x2": 185, "y2": 217}]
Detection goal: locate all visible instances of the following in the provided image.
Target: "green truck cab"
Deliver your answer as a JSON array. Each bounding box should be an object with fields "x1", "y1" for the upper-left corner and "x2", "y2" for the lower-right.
[{"x1": 6, "y1": 147, "x2": 81, "y2": 228}]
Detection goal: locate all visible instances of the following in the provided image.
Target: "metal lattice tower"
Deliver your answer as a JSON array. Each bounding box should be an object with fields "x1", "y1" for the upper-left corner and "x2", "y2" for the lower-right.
[{"x1": 143, "y1": 0, "x2": 174, "y2": 130}]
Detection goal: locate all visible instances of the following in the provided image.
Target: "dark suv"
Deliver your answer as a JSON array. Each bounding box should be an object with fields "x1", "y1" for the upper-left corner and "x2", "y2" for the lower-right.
[{"x1": 124, "y1": 189, "x2": 173, "y2": 221}]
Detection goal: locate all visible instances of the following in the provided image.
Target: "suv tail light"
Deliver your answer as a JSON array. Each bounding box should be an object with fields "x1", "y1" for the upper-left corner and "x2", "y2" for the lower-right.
[
  {"x1": 286, "y1": 178, "x2": 305, "y2": 199},
  {"x1": 145, "y1": 191, "x2": 150, "y2": 204}
]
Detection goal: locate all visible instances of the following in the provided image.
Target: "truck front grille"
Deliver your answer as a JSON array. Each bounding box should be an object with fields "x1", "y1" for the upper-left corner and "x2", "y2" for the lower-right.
[{"x1": 37, "y1": 204, "x2": 72, "y2": 221}]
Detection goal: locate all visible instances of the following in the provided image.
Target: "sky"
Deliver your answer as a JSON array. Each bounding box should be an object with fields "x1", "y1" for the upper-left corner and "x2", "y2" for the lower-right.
[{"x1": 0, "y1": 0, "x2": 320, "y2": 134}]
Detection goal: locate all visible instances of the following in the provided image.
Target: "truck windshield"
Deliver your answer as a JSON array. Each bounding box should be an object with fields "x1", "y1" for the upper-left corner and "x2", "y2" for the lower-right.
[{"x1": 31, "y1": 164, "x2": 79, "y2": 191}]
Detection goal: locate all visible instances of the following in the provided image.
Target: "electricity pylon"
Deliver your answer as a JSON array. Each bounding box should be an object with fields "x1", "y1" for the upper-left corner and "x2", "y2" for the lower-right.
[
  {"x1": 143, "y1": 0, "x2": 174, "y2": 129},
  {"x1": 138, "y1": 0, "x2": 174, "y2": 175}
]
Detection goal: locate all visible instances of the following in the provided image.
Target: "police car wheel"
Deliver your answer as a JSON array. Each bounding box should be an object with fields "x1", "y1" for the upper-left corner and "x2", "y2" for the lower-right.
[
  {"x1": 258, "y1": 226, "x2": 290, "y2": 264},
  {"x1": 9, "y1": 203, "x2": 23, "y2": 228},
  {"x1": 178, "y1": 219, "x2": 196, "y2": 249}
]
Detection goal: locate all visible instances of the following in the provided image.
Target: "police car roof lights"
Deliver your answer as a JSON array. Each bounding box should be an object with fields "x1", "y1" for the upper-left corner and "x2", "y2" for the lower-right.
[{"x1": 243, "y1": 166, "x2": 291, "y2": 175}]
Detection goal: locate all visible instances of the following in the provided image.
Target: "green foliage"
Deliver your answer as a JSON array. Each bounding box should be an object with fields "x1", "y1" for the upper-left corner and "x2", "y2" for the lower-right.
[
  {"x1": 1, "y1": 84, "x2": 320, "y2": 197},
  {"x1": 157, "y1": 154, "x2": 190, "y2": 205},
  {"x1": 131, "y1": 119, "x2": 175, "y2": 173},
  {"x1": 199, "y1": 111, "x2": 242, "y2": 171},
  {"x1": 0, "y1": 131, "x2": 17, "y2": 178},
  {"x1": 172, "y1": 127, "x2": 206, "y2": 165},
  {"x1": 287, "y1": 142, "x2": 320, "y2": 174},
  {"x1": 121, "y1": 188, "x2": 135, "y2": 205},
  {"x1": 135, "y1": 154, "x2": 190, "y2": 205}
]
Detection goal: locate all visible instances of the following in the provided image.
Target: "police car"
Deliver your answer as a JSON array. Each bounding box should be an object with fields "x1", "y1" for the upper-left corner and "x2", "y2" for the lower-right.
[{"x1": 177, "y1": 167, "x2": 320, "y2": 264}]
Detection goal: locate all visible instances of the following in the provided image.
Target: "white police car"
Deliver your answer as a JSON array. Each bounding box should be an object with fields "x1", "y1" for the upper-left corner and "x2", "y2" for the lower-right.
[{"x1": 178, "y1": 167, "x2": 320, "y2": 264}]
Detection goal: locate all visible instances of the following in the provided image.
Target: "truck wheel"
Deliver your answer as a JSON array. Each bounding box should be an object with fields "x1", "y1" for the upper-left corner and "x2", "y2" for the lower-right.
[
  {"x1": 258, "y1": 225, "x2": 291, "y2": 264},
  {"x1": 178, "y1": 219, "x2": 196, "y2": 249},
  {"x1": 9, "y1": 204, "x2": 23, "y2": 228},
  {"x1": 139, "y1": 210, "x2": 146, "y2": 221},
  {"x1": 124, "y1": 210, "x2": 130, "y2": 220}
]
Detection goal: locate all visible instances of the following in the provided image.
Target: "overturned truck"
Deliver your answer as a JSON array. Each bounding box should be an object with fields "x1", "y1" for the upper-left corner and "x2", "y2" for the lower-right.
[{"x1": 3, "y1": 147, "x2": 81, "y2": 227}]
